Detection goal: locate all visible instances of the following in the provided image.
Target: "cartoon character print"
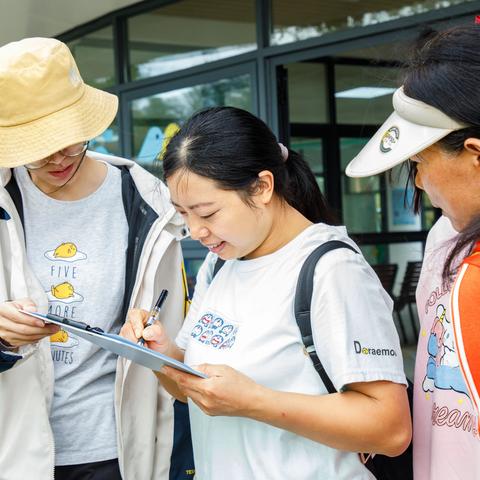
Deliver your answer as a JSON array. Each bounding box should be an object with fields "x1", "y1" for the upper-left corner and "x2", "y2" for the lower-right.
[
  {"x1": 47, "y1": 281, "x2": 84, "y2": 303},
  {"x1": 200, "y1": 314, "x2": 213, "y2": 326},
  {"x1": 210, "y1": 335, "x2": 223, "y2": 347},
  {"x1": 219, "y1": 325, "x2": 234, "y2": 336},
  {"x1": 219, "y1": 335, "x2": 236, "y2": 350},
  {"x1": 44, "y1": 241, "x2": 87, "y2": 262},
  {"x1": 191, "y1": 325, "x2": 203, "y2": 338},
  {"x1": 199, "y1": 330, "x2": 214, "y2": 344},
  {"x1": 50, "y1": 329, "x2": 79, "y2": 348},
  {"x1": 191, "y1": 311, "x2": 238, "y2": 349},
  {"x1": 211, "y1": 317, "x2": 224, "y2": 329},
  {"x1": 423, "y1": 303, "x2": 469, "y2": 395}
]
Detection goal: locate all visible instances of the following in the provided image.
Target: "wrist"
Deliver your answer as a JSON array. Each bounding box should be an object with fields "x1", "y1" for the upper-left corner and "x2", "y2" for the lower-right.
[
  {"x1": 165, "y1": 341, "x2": 183, "y2": 361},
  {"x1": 244, "y1": 383, "x2": 274, "y2": 420}
]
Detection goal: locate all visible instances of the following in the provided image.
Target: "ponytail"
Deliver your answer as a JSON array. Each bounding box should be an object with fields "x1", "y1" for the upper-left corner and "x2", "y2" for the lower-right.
[
  {"x1": 283, "y1": 149, "x2": 337, "y2": 224},
  {"x1": 163, "y1": 107, "x2": 335, "y2": 225}
]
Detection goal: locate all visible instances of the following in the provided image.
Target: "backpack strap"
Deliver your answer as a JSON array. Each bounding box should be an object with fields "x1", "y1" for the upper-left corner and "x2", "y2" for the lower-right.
[
  {"x1": 212, "y1": 258, "x2": 225, "y2": 279},
  {"x1": 294, "y1": 240, "x2": 358, "y2": 394}
]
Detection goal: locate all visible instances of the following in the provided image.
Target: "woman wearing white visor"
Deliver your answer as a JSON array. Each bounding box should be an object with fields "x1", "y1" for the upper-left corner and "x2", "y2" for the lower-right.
[{"x1": 346, "y1": 25, "x2": 480, "y2": 480}]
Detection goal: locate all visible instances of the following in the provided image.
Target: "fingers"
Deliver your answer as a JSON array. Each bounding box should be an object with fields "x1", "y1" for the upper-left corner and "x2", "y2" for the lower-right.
[
  {"x1": 0, "y1": 300, "x2": 60, "y2": 347},
  {"x1": 119, "y1": 321, "x2": 137, "y2": 343},
  {"x1": 194, "y1": 364, "x2": 221, "y2": 377},
  {"x1": 0, "y1": 301, "x2": 44, "y2": 327},
  {"x1": 162, "y1": 366, "x2": 202, "y2": 396},
  {"x1": 142, "y1": 323, "x2": 164, "y2": 342},
  {"x1": 7, "y1": 330, "x2": 60, "y2": 346},
  {"x1": 126, "y1": 308, "x2": 149, "y2": 339},
  {"x1": 1, "y1": 316, "x2": 59, "y2": 336}
]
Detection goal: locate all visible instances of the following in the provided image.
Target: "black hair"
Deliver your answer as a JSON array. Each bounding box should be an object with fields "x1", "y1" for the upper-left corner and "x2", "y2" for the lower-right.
[
  {"x1": 402, "y1": 24, "x2": 480, "y2": 281},
  {"x1": 162, "y1": 106, "x2": 336, "y2": 225}
]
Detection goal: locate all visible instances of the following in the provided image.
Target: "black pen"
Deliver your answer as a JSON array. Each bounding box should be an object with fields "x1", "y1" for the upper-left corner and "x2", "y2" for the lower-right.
[{"x1": 137, "y1": 289, "x2": 169, "y2": 346}]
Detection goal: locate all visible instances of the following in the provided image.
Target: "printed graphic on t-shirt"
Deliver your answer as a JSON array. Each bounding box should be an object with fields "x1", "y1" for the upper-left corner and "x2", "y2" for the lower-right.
[
  {"x1": 422, "y1": 303, "x2": 468, "y2": 396},
  {"x1": 190, "y1": 312, "x2": 238, "y2": 349},
  {"x1": 50, "y1": 329, "x2": 79, "y2": 365},
  {"x1": 48, "y1": 281, "x2": 84, "y2": 303},
  {"x1": 44, "y1": 242, "x2": 87, "y2": 262},
  {"x1": 45, "y1": 241, "x2": 87, "y2": 365},
  {"x1": 421, "y1": 287, "x2": 479, "y2": 437}
]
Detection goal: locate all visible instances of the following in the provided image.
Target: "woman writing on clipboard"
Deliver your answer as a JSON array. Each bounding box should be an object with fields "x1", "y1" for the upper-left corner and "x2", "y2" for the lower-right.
[{"x1": 124, "y1": 106, "x2": 412, "y2": 479}]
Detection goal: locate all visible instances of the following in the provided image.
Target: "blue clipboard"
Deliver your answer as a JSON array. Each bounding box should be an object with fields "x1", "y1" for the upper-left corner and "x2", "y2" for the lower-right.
[{"x1": 20, "y1": 310, "x2": 206, "y2": 378}]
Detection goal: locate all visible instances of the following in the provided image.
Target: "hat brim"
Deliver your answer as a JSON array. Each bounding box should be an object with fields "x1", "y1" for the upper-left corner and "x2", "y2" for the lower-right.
[
  {"x1": 0, "y1": 85, "x2": 118, "y2": 168},
  {"x1": 345, "y1": 111, "x2": 453, "y2": 178}
]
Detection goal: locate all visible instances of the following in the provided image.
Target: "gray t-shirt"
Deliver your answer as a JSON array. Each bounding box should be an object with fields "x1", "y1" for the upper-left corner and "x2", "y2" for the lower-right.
[{"x1": 15, "y1": 162, "x2": 128, "y2": 465}]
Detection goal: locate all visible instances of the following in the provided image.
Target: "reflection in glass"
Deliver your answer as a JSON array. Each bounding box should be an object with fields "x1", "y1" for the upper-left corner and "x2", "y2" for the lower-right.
[
  {"x1": 68, "y1": 26, "x2": 115, "y2": 89},
  {"x1": 128, "y1": 0, "x2": 256, "y2": 80},
  {"x1": 421, "y1": 190, "x2": 440, "y2": 230},
  {"x1": 341, "y1": 137, "x2": 383, "y2": 233},
  {"x1": 359, "y1": 241, "x2": 423, "y2": 296},
  {"x1": 291, "y1": 137, "x2": 325, "y2": 193},
  {"x1": 184, "y1": 257, "x2": 205, "y2": 297},
  {"x1": 88, "y1": 120, "x2": 121, "y2": 158},
  {"x1": 287, "y1": 63, "x2": 327, "y2": 124},
  {"x1": 359, "y1": 243, "x2": 389, "y2": 266},
  {"x1": 335, "y1": 65, "x2": 399, "y2": 125},
  {"x1": 131, "y1": 75, "x2": 252, "y2": 176},
  {"x1": 271, "y1": 0, "x2": 474, "y2": 46}
]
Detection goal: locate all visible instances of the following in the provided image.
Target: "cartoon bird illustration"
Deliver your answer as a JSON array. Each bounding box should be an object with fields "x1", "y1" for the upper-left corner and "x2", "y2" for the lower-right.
[
  {"x1": 51, "y1": 282, "x2": 75, "y2": 299},
  {"x1": 50, "y1": 330, "x2": 68, "y2": 343},
  {"x1": 137, "y1": 126, "x2": 164, "y2": 165},
  {"x1": 53, "y1": 242, "x2": 77, "y2": 258}
]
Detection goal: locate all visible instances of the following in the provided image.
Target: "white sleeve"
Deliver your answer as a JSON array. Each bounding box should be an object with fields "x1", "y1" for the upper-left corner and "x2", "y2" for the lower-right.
[
  {"x1": 310, "y1": 248, "x2": 407, "y2": 391},
  {"x1": 175, "y1": 252, "x2": 218, "y2": 349}
]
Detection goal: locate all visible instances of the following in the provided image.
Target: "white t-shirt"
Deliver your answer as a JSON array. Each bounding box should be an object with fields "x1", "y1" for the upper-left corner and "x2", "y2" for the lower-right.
[{"x1": 176, "y1": 223, "x2": 407, "y2": 480}]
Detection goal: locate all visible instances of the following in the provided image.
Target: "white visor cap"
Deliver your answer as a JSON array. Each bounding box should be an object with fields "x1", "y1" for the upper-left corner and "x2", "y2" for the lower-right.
[{"x1": 345, "y1": 86, "x2": 467, "y2": 178}]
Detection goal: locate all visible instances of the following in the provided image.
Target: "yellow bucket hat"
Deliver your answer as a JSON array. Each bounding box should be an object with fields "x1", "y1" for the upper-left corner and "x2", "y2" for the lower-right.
[{"x1": 0, "y1": 37, "x2": 118, "y2": 168}]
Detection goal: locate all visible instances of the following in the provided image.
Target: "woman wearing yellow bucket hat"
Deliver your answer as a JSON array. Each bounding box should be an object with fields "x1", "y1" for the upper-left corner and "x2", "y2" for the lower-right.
[
  {"x1": 0, "y1": 38, "x2": 192, "y2": 480},
  {"x1": 346, "y1": 24, "x2": 480, "y2": 480}
]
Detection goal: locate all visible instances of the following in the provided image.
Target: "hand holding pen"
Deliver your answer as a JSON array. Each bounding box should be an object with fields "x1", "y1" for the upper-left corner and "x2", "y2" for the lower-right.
[{"x1": 137, "y1": 289, "x2": 169, "y2": 346}]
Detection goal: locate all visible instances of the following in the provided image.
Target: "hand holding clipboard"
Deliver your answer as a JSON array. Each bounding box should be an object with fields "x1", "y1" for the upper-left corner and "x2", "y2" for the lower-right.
[{"x1": 20, "y1": 308, "x2": 206, "y2": 378}]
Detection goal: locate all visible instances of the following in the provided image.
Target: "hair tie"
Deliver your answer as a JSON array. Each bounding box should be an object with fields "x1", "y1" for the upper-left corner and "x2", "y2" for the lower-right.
[{"x1": 278, "y1": 143, "x2": 289, "y2": 161}]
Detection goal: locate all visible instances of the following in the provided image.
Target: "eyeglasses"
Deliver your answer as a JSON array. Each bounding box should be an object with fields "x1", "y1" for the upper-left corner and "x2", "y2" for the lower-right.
[{"x1": 25, "y1": 141, "x2": 89, "y2": 170}]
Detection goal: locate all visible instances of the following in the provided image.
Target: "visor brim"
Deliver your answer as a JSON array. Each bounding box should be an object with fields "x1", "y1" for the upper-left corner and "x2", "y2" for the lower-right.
[{"x1": 345, "y1": 111, "x2": 453, "y2": 178}]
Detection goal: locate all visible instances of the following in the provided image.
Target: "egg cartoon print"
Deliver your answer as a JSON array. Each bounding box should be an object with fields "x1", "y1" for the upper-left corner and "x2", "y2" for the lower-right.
[
  {"x1": 44, "y1": 242, "x2": 87, "y2": 262},
  {"x1": 50, "y1": 329, "x2": 79, "y2": 348},
  {"x1": 48, "y1": 282, "x2": 84, "y2": 303}
]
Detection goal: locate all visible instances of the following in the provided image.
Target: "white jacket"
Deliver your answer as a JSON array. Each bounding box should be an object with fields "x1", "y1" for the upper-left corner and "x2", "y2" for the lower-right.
[{"x1": 0, "y1": 153, "x2": 188, "y2": 480}]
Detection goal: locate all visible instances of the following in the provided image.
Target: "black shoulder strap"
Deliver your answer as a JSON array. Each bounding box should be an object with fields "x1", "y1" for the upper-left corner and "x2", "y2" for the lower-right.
[
  {"x1": 294, "y1": 240, "x2": 357, "y2": 394},
  {"x1": 5, "y1": 173, "x2": 24, "y2": 227},
  {"x1": 212, "y1": 258, "x2": 225, "y2": 279}
]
